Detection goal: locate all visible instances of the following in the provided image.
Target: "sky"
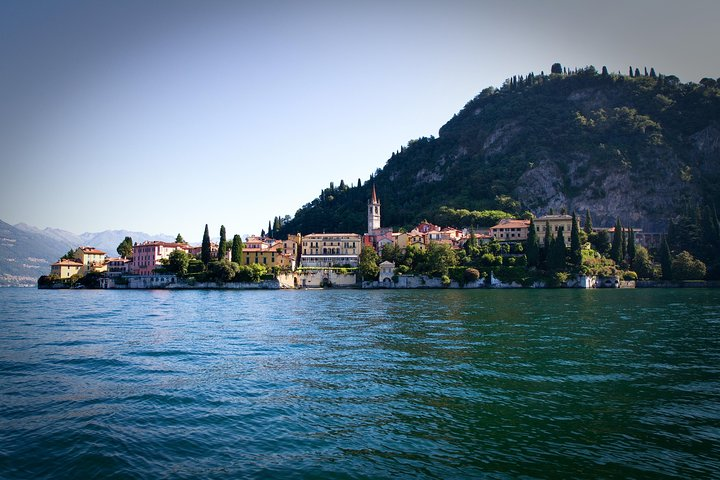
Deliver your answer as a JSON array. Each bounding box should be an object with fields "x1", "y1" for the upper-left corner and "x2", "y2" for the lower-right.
[{"x1": 1, "y1": 0, "x2": 718, "y2": 243}]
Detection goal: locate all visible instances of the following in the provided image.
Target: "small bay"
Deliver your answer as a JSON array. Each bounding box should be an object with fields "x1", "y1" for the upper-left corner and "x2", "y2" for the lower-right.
[{"x1": 1, "y1": 288, "x2": 719, "y2": 479}]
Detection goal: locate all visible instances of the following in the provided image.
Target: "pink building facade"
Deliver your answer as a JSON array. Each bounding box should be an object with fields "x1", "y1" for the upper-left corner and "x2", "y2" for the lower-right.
[{"x1": 130, "y1": 241, "x2": 190, "y2": 275}]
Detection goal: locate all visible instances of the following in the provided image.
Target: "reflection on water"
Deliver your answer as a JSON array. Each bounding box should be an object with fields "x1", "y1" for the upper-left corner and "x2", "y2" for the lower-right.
[{"x1": 1, "y1": 288, "x2": 719, "y2": 478}]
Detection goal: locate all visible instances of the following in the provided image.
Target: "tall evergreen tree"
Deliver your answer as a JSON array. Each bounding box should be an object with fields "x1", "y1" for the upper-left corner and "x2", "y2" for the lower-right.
[
  {"x1": 548, "y1": 227, "x2": 567, "y2": 270},
  {"x1": 627, "y1": 228, "x2": 636, "y2": 263},
  {"x1": 543, "y1": 221, "x2": 552, "y2": 249},
  {"x1": 218, "y1": 225, "x2": 227, "y2": 260},
  {"x1": 273, "y1": 217, "x2": 282, "y2": 237},
  {"x1": 620, "y1": 226, "x2": 627, "y2": 264},
  {"x1": 584, "y1": 210, "x2": 593, "y2": 235},
  {"x1": 526, "y1": 217, "x2": 540, "y2": 268},
  {"x1": 175, "y1": 233, "x2": 185, "y2": 243},
  {"x1": 231, "y1": 234, "x2": 243, "y2": 264},
  {"x1": 610, "y1": 218, "x2": 623, "y2": 264},
  {"x1": 659, "y1": 235, "x2": 673, "y2": 280},
  {"x1": 635, "y1": 68, "x2": 641, "y2": 77},
  {"x1": 650, "y1": 67, "x2": 657, "y2": 78},
  {"x1": 570, "y1": 212, "x2": 582, "y2": 268},
  {"x1": 201, "y1": 224, "x2": 211, "y2": 265}
]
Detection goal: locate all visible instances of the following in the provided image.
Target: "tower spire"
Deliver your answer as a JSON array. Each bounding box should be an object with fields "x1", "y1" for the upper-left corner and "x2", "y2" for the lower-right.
[{"x1": 367, "y1": 184, "x2": 381, "y2": 233}]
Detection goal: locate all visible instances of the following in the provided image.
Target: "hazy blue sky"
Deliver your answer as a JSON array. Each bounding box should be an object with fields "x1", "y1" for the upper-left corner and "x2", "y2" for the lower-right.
[{"x1": 1, "y1": 0, "x2": 718, "y2": 242}]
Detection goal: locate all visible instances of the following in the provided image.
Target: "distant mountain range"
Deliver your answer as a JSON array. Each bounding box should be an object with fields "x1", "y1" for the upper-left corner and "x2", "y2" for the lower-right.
[{"x1": 0, "y1": 220, "x2": 173, "y2": 286}]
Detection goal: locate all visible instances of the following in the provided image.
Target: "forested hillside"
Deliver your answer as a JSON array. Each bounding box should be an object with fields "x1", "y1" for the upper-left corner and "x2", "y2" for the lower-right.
[{"x1": 276, "y1": 65, "x2": 720, "y2": 237}]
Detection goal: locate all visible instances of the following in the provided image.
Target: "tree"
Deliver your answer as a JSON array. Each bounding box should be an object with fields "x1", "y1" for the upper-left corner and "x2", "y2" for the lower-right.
[
  {"x1": 543, "y1": 221, "x2": 552, "y2": 249},
  {"x1": 592, "y1": 230, "x2": 611, "y2": 255},
  {"x1": 659, "y1": 235, "x2": 672, "y2": 280},
  {"x1": 267, "y1": 221, "x2": 272, "y2": 238},
  {"x1": 167, "y1": 249, "x2": 190, "y2": 277},
  {"x1": 117, "y1": 236, "x2": 133, "y2": 258},
  {"x1": 526, "y1": 217, "x2": 540, "y2": 268},
  {"x1": 208, "y1": 259, "x2": 238, "y2": 283},
  {"x1": 584, "y1": 210, "x2": 593, "y2": 235},
  {"x1": 601, "y1": 66, "x2": 609, "y2": 76},
  {"x1": 201, "y1": 224, "x2": 211, "y2": 265},
  {"x1": 672, "y1": 251, "x2": 706, "y2": 281},
  {"x1": 420, "y1": 243, "x2": 458, "y2": 277},
  {"x1": 175, "y1": 233, "x2": 185, "y2": 244},
  {"x1": 546, "y1": 228, "x2": 567, "y2": 270},
  {"x1": 569, "y1": 212, "x2": 582, "y2": 268},
  {"x1": 218, "y1": 225, "x2": 227, "y2": 260},
  {"x1": 551, "y1": 62, "x2": 562, "y2": 74},
  {"x1": 273, "y1": 217, "x2": 282, "y2": 236},
  {"x1": 610, "y1": 218, "x2": 623, "y2": 264},
  {"x1": 231, "y1": 234, "x2": 243, "y2": 264},
  {"x1": 627, "y1": 228, "x2": 636, "y2": 263},
  {"x1": 61, "y1": 248, "x2": 75, "y2": 260},
  {"x1": 650, "y1": 67, "x2": 657, "y2": 78},
  {"x1": 635, "y1": 68, "x2": 641, "y2": 78},
  {"x1": 358, "y1": 246, "x2": 380, "y2": 280},
  {"x1": 631, "y1": 245, "x2": 654, "y2": 279}
]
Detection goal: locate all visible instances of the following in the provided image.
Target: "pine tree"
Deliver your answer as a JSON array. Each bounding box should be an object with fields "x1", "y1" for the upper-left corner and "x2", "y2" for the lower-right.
[
  {"x1": 231, "y1": 234, "x2": 243, "y2": 264},
  {"x1": 660, "y1": 236, "x2": 673, "y2": 280},
  {"x1": 201, "y1": 224, "x2": 211, "y2": 265},
  {"x1": 526, "y1": 217, "x2": 540, "y2": 267},
  {"x1": 627, "y1": 228, "x2": 636, "y2": 263},
  {"x1": 584, "y1": 210, "x2": 593, "y2": 235},
  {"x1": 610, "y1": 218, "x2": 623, "y2": 264},
  {"x1": 570, "y1": 212, "x2": 582, "y2": 268},
  {"x1": 175, "y1": 233, "x2": 185, "y2": 243},
  {"x1": 218, "y1": 225, "x2": 227, "y2": 260}
]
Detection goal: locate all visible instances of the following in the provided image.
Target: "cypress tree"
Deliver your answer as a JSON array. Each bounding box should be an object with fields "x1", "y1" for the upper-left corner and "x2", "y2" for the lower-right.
[
  {"x1": 231, "y1": 234, "x2": 243, "y2": 264},
  {"x1": 660, "y1": 236, "x2": 672, "y2": 280},
  {"x1": 543, "y1": 221, "x2": 552, "y2": 249},
  {"x1": 584, "y1": 210, "x2": 593, "y2": 235},
  {"x1": 218, "y1": 225, "x2": 227, "y2": 260},
  {"x1": 620, "y1": 226, "x2": 627, "y2": 264},
  {"x1": 201, "y1": 224, "x2": 211, "y2": 265},
  {"x1": 526, "y1": 218, "x2": 540, "y2": 267},
  {"x1": 570, "y1": 212, "x2": 582, "y2": 268},
  {"x1": 635, "y1": 68, "x2": 641, "y2": 77},
  {"x1": 267, "y1": 221, "x2": 272, "y2": 238},
  {"x1": 610, "y1": 218, "x2": 623, "y2": 264},
  {"x1": 273, "y1": 217, "x2": 282, "y2": 236},
  {"x1": 629, "y1": 66, "x2": 633, "y2": 77},
  {"x1": 548, "y1": 227, "x2": 567, "y2": 270},
  {"x1": 650, "y1": 67, "x2": 657, "y2": 78},
  {"x1": 627, "y1": 228, "x2": 636, "y2": 263}
]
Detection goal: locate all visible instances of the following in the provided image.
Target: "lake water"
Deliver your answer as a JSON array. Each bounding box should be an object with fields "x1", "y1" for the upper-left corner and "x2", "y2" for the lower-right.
[{"x1": 1, "y1": 288, "x2": 719, "y2": 479}]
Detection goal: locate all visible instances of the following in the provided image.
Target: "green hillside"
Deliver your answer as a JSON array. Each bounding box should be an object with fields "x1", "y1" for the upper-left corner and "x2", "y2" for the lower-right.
[{"x1": 277, "y1": 65, "x2": 720, "y2": 237}]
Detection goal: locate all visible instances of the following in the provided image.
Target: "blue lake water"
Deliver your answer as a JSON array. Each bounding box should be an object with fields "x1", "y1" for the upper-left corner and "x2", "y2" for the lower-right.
[{"x1": 1, "y1": 288, "x2": 719, "y2": 479}]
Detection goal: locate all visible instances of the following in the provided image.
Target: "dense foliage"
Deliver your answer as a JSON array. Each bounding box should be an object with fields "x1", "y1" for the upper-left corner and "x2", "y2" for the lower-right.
[{"x1": 277, "y1": 66, "x2": 720, "y2": 237}]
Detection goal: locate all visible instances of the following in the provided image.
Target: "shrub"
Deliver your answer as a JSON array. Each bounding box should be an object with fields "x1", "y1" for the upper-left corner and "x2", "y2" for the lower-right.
[
  {"x1": 441, "y1": 275, "x2": 451, "y2": 287},
  {"x1": 464, "y1": 268, "x2": 481, "y2": 283}
]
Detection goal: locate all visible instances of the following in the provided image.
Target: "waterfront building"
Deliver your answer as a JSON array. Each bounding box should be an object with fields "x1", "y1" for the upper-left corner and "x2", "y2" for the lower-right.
[
  {"x1": 301, "y1": 233, "x2": 362, "y2": 267},
  {"x1": 534, "y1": 215, "x2": 573, "y2": 245},
  {"x1": 490, "y1": 219, "x2": 531, "y2": 242},
  {"x1": 130, "y1": 241, "x2": 190, "y2": 276},
  {"x1": 378, "y1": 261, "x2": 395, "y2": 283},
  {"x1": 187, "y1": 242, "x2": 230, "y2": 260},
  {"x1": 50, "y1": 259, "x2": 83, "y2": 278},
  {"x1": 241, "y1": 237, "x2": 295, "y2": 270},
  {"x1": 73, "y1": 246, "x2": 106, "y2": 274},
  {"x1": 105, "y1": 257, "x2": 131, "y2": 276}
]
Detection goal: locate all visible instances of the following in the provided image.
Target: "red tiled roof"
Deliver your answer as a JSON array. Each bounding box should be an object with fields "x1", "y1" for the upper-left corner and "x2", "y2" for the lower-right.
[
  {"x1": 52, "y1": 259, "x2": 83, "y2": 266},
  {"x1": 79, "y1": 247, "x2": 106, "y2": 255}
]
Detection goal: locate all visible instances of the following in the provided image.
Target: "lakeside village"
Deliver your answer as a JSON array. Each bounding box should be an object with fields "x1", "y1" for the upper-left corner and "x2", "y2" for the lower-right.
[{"x1": 39, "y1": 187, "x2": 709, "y2": 290}]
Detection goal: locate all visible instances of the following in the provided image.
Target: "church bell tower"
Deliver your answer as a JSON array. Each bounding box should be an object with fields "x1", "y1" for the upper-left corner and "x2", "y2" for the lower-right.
[{"x1": 368, "y1": 184, "x2": 381, "y2": 233}]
